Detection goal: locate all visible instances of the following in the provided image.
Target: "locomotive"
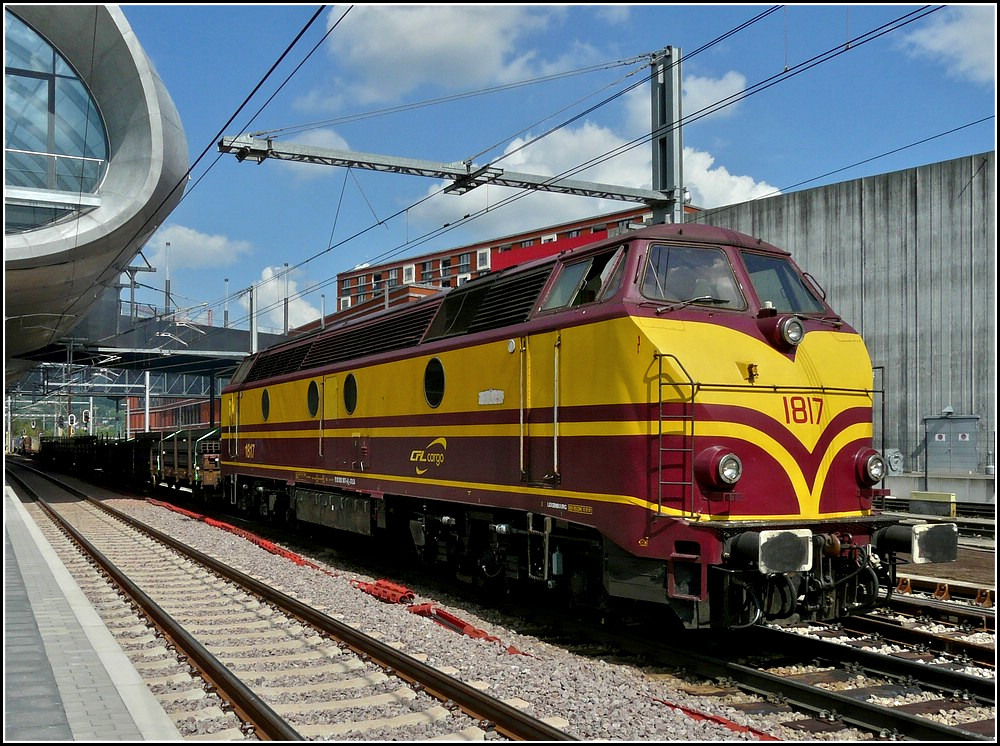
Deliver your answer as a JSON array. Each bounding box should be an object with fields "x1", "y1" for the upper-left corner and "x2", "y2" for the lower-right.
[{"x1": 219, "y1": 222, "x2": 957, "y2": 629}]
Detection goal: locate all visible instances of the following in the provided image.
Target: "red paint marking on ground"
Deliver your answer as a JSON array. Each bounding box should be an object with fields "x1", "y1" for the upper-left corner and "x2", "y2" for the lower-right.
[
  {"x1": 147, "y1": 499, "x2": 332, "y2": 573},
  {"x1": 407, "y1": 603, "x2": 532, "y2": 656},
  {"x1": 651, "y1": 697, "x2": 781, "y2": 740}
]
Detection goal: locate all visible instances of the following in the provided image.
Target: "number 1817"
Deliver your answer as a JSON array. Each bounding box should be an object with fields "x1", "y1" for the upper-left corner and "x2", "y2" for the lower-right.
[{"x1": 782, "y1": 395, "x2": 823, "y2": 425}]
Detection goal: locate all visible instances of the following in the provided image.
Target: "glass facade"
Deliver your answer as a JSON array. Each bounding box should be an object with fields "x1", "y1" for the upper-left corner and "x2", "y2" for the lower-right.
[{"x1": 4, "y1": 9, "x2": 108, "y2": 233}]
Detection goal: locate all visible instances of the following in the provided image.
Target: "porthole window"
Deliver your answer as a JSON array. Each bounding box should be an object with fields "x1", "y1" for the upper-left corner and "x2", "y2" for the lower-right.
[
  {"x1": 344, "y1": 373, "x2": 358, "y2": 415},
  {"x1": 307, "y1": 380, "x2": 319, "y2": 418},
  {"x1": 424, "y1": 358, "x2": 445, "y2": 408},
  {"x1": 261, "y1": 389, "x2": 270, "y2": 421}
]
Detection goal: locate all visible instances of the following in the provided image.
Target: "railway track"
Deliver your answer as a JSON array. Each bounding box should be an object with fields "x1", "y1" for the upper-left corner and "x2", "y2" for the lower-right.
[
  {"x1": 505, "y1": 603, "x2": 995, "y2": 741},
  {"x1": 145, "y1": 485, "x2": 1000, "y2": 741},
  {"x1": 11, "y1": 457, "x2": 996, "y2": 741},
  {"x1": 6, "y1": 462, "x2": 573, "y2": 741},
  {"x1": 835, "y1": 606, "x2": 994, "y2": 666}
]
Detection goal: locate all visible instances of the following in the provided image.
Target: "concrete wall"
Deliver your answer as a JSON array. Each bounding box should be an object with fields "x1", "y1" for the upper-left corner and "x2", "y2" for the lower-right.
[
  {"x1": 691, "y1": 152, "x2": 996, "y2": 503},
  {"x1": 885, "y1": 473, "x2": 995, "y2": 506}
]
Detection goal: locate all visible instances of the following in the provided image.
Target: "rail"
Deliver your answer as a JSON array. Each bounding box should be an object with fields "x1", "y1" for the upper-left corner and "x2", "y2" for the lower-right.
[{"x1": 10, "y1": 461, "x2": 576, "y2": 742}]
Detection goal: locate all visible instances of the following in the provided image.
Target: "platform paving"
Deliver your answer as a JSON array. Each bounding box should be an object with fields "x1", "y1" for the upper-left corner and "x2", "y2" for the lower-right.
[{"x1": 4, "y1": 484, "x2": 182, "y2": 741}]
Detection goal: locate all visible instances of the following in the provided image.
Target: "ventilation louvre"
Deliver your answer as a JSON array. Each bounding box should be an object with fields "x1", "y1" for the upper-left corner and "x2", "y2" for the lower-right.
[
  {"x1": 467, "y1": 265, "x2": 552, "y2": 334},
  {"x1": 243, "y1": 303, "x2": 439, "y2": 383}
]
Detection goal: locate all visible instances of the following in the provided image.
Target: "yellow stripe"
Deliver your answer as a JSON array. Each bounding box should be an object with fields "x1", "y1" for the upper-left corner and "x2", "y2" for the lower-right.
[
  {"x1": 697, "y1": 421, "x2": 872, "y2": 517},
  {"x1": 222, "y1": 422, "x2": 870, "y2": 522}
]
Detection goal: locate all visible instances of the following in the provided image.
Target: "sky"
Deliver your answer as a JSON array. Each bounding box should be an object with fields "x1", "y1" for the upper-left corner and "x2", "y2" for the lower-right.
[{"x1": 117, "y1": 3, "x2": 997, "y2": 336}]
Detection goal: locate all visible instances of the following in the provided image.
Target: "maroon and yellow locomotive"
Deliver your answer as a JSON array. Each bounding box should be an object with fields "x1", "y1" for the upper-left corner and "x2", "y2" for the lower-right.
[{"x1": 220, "y1": 223, "x2": 956, "y2": 629}]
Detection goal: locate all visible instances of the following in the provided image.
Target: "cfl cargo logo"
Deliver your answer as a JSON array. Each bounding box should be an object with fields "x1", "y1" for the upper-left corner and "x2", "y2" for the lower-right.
[{"x1": 411, "y1": 437, "x2": 447, "y2": 475}]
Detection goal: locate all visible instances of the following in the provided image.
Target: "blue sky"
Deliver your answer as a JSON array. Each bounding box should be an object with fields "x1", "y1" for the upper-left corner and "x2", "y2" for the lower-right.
[{"x1": 119, "y1": 4, "x2": 996, "y2": 334}]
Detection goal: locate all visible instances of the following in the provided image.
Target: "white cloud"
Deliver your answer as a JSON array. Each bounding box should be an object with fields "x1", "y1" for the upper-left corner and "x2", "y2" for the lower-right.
[
  {"x1": 240, "y1": 265, "x2": 320, "y2": 333},
  {"x1": 900, "y1": 6, "x2": 996, "y2": 85},
  {"x1": 683, "y1": 71, "x2": 748, "y2": 121},
  {"x1": 146, "y1": 224, "x2": 252, "y2": 272},
  {"x1": 593, "y1": 6, "x2": 631, "y2": 25},
  {"x1": 683, "y1": 148, "x2": 779, "y2": 207},
  {"x1": 324, "y1": 5, "x2": 554, "y2": 104}
]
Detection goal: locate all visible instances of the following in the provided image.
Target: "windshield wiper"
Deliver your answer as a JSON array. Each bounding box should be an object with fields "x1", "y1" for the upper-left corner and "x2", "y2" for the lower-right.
[
  {"x1": 795, "y1": 314, "x2": 844, "y2": 328},
  {"x1": 656, "y1": 295, "x2": 730, "y2": 314}
]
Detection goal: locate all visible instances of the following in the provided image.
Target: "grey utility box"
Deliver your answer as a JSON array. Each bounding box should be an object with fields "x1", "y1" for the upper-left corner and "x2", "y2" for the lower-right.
[{"x1": 924, "y1": 414, "x2": 979, "y2": 474}]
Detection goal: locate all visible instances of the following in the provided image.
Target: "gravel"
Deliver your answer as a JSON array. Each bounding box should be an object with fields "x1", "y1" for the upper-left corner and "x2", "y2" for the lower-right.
[{"x1": 102, "y1": 494, "x2": 991, "y2": 741}]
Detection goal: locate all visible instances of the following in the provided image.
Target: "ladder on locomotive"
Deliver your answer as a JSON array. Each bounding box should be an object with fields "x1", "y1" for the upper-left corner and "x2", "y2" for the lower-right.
[{"x1": 655, "y1": 352, "x2": 698, "y2": 517}]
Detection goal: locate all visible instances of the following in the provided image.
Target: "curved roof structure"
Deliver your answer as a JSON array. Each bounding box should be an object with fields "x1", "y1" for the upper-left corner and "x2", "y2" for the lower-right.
[{"x1": 4, "y1": 5, "x2": 189, "y2": 387}]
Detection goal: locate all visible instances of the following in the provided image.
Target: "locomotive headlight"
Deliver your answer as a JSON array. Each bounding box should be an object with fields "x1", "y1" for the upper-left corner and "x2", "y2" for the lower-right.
[
  {"x1": 719, "y1": 453, "x2": 743, "y2": 485},
  {"x1": 757, "y1": 313, "x2": 806, "y2": 352},
  {"x1": 855, "y1": 448, "x2": 886, "y2": 486},
  {"x1": 779, "y1": 316, "x2": 804, "y2": 346},
  {"x1": 696, "y1": 446, "x2": 743, "y2": 490}
]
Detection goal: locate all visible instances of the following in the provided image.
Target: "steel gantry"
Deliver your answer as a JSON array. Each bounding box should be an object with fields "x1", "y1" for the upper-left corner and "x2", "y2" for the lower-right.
[{"x1": 219, "y1": 47, "x2": 686, "y2": 224}]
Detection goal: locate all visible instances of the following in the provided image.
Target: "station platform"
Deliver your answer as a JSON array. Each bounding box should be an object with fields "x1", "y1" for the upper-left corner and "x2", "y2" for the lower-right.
[{"x1": 4, "y1": 484, "x2": 182, "y2": 741}]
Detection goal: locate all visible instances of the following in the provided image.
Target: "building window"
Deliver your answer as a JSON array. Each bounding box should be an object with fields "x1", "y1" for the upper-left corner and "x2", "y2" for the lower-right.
[
  {"x1": 519, "y1": 239, "x2": 535, "y2": 248},
  {"x1": 388, "y1": 268, "x2": 399, "y2": 288},
  {"x1": 402, "y1": 264, "x2": 415, "y2": 284},
  {"x1": 476, "y1": 249, "x2": 490, "y2": 271},
  {"x1": 421, "y1": 261, "x2": 435, "y2": 282},
  {"x1": 565, "y1": 229, "x2": 581, "y2": 238},
  {"x1": 458, "y1": 253, "x2": 471, "y2": 274},
  {"x1": 4, "y1": 9, "x2": 109, "y2": 233}
]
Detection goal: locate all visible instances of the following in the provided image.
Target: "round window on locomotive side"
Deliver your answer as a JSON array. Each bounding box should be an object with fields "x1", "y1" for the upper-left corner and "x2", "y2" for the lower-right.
[
  {"x1": 261, "y1": 389, "x2": 270, "y2": 421},
  {"x1": 424, "y1": 358, "x2": 445, "y2": 408},
  {"x1": 344, "y1": 373, "x2": 358, "y2": 415},
  {"x1": 307, "y1": 380, "x2": 319, "y2": 418}
]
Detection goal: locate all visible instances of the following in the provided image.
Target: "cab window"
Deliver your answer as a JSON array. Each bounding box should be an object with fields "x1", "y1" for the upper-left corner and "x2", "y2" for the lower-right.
[
  {"x1": 742, "y1": 252, "x2": 825, "y2": 313},
  {"x1": 642, "y1": 245, "x2": 744, "y2": 308},
  {"x1": 540, "y1": 247, "x2": 625, "y2": 310}
]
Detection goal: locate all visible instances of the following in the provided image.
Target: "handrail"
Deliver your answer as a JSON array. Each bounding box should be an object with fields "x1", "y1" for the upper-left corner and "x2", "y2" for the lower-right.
[{"x1": 654, "y1": 351, "x2": 698, "y2": 517}]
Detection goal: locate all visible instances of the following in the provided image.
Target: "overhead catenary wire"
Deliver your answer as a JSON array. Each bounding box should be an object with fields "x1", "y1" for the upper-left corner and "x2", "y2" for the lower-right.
[
  {"x1": 140, "y1": 5, "x2": 980, "y2": 351},
  {"x1": 146, "y1": 4, "x2": 786, "y2": 335},
  {"x1": 107, "y1": 5, "x2": 333, "y2": 288},
  {"x1": 186, "y1": 6, "x2": 791, "y2": 334},
  {"x1": 174, "y1": 5, "x2": 976, "y2": 345}
]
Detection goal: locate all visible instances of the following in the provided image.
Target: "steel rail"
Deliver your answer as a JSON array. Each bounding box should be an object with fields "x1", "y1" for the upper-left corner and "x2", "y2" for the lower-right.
[
  {"x1": 11, "y1": 463, "x2": 576, "y2": 742},
  {"x1": 837, "y1": 614, "x2": 994, "y2": 666},
  {"x1": 5, "y1": 467, "x2": 303, "y2": 741},
  {"x1": 742, "y1": 624, "x2": 995, "y2": 704}
]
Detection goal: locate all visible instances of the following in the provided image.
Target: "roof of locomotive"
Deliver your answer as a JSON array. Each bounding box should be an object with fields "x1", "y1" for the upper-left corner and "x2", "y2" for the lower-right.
[
  {"x1": 563, "y1": 222, "x2": 790, "y2": 258},
  {"x1": 227, "y1": 221, "x2": 800, "y2": 386}
]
